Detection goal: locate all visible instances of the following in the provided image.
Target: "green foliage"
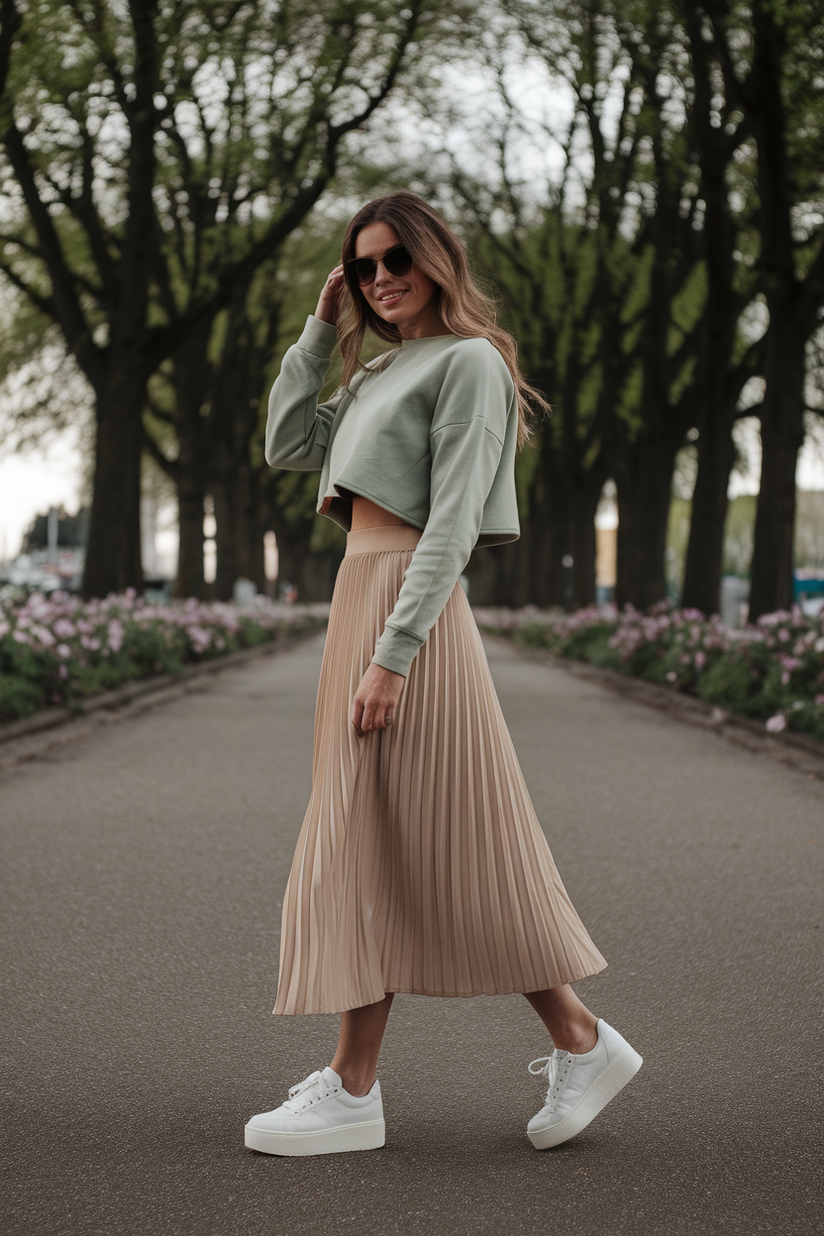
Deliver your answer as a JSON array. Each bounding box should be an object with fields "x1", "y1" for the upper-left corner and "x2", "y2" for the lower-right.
[
  {"x1": 696, "y1": 647, "x2": 771, "y2": 716},
  {"x1": 0, "y1": 673, "x2": 41, "y2": 719},
  {"x1": 478, "y1": 601, "x2": 824, "y2": 743},
  {"x1": 0, "y1": 591, "x2": 328, "y2": 722}
]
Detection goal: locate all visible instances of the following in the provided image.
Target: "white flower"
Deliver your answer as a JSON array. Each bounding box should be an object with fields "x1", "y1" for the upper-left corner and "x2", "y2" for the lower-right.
[{"x1": 765, "y1": 714, "x2": 787, "y2": 733}]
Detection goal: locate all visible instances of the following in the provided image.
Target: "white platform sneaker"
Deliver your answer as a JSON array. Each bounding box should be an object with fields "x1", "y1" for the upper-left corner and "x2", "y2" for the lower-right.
[
  {"x1": 244, "y1": 1066, "x2": 385, "y2": 1156},
  {"x1": 527, "y1": 1019, "x2": 643, "y2": 1149}
]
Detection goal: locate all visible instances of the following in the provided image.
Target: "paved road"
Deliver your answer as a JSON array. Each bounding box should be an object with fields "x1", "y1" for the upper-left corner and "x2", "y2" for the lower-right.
[{"x1": 1, "y1": 634, "x2": 822, "y2": 1236}]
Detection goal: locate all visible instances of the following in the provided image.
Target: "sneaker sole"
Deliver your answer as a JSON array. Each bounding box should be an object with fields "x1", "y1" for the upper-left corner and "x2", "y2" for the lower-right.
[
  {"x1": 244, "y1": 1117, "x2": 386, "y2": 1157},
  {"x1": 528, "y1": 1045, "x2": 643, "y2": 1150}
]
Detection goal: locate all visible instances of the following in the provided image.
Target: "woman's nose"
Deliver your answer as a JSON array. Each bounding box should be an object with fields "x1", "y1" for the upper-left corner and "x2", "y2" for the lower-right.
[{"x1": 373, "y1": 260, "x2": 393, "y2": 285}]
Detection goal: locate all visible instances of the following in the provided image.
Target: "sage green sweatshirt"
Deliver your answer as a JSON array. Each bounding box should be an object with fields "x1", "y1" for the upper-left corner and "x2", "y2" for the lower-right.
[{"x1": 265, "y1": 315, "x2": 520, "y2": 676}]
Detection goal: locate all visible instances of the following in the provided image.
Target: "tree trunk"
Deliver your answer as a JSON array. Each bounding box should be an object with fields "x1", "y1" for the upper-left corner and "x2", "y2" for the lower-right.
[
  {"x1": 247, "y1": 472, "x2": 268, "y2": 594},
  {"x1": 680, "y1": 4, "x2": 745, "y2": 618},
  {"x1": 615, "y1": 432, "x2": 681, "y2": 610},
  {"x1": 212, "y1": 474, "x2": 239, "y2": 601},
  {"x1": 175, "y1": 472, "x2": 206, "y2": 600},
  {"x1": 213, "y1": 465, "x2": 261, "y2": 599},
  {"x1": 170, "y1": 324, "x2": 213, "y2": 599},
  {"x1": 740, "y1": 3, "x2": 819, "y2": 620},
  {"x1": 681, "y1": 416, "x2": 737, "y2": 615},
  {"x1": 82, "y1": 377, "x2": 144, "y2": 598},
  {"x1": 274, "y1": 529, "x2": 343, "y2": 602},
  {"x1": 748, "y1": 314, "x2": 807, "y2": 619},
  {"x1": 571, "y1": 473, "x2": 602, "y2": 607}
]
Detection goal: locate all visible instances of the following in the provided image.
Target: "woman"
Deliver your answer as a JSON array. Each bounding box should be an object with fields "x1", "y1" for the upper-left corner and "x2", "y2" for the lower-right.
[{"x1": 244, "y1": 192, "x2": 642, "y2": 1158}]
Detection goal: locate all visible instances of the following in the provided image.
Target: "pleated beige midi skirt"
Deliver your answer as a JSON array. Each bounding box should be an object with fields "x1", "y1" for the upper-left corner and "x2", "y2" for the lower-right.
[{"x1": 273, "y1": 525, "x2": 607, "y2": 1015}]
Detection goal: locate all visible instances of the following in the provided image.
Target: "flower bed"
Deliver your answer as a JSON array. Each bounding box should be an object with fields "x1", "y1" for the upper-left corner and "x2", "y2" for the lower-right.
[
  {"x1": 0, "y1": 589, "x2": 329, "y2": 723},
  {"x1": 474, "y1": 602, "x2": 824, "y2": 743}
]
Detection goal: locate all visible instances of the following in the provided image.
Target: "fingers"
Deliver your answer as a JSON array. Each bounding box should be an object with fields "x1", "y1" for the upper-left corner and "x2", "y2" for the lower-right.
[
  {"x1": 315, "y1": 266, "x2": 346, "y2": 325},
  {"x1": 323, "y1": 265, "x2": 344, "y2": 290},
  {"x1": 351, "y1": 664, "x2": 405, "y2": 737},
  {"x1": 351, "y1": 695, "x2": 396, "y2": 736}
]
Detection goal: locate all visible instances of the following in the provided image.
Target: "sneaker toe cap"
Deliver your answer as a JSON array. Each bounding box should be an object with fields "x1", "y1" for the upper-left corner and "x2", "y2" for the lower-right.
[{"x1": 245, "y1": 1108, "x2": 286, "y2": 1130}]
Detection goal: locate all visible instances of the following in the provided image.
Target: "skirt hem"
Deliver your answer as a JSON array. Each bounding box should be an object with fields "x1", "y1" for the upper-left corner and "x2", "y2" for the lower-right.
[{"x1": 273, "y1": 959, "x2": 608, "y2": 1016}]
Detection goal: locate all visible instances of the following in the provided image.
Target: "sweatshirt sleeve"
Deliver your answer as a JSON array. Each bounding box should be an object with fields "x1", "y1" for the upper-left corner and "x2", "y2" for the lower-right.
[
  {"x1": 371, "y1": 340, "x2": 514, "y2": 676},
  {"x1": 265, "y1": 315, "x2": 345, "y2": 471}
]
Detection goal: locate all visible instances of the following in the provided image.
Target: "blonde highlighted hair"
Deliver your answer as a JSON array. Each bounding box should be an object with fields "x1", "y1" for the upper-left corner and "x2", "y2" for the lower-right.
[{"x1": 338, "y1": 191, "x2": 548, "y2": 449}]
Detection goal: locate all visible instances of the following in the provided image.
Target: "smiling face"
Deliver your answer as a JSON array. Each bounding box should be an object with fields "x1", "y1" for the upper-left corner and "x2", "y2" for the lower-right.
[{"x1": 353, "y1": 221, "x2": 445, "y2": 340}]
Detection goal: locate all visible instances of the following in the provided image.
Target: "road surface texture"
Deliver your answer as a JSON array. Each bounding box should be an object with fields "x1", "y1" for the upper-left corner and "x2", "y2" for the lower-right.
[{"x1": 2, "y1": 633, "x2": 821, "y2": 1236}]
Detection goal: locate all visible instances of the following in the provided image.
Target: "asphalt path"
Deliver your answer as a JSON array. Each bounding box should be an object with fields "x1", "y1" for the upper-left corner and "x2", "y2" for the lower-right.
[{"x1": 1, "y1": 633, "x2": 822, "y2": 1236}]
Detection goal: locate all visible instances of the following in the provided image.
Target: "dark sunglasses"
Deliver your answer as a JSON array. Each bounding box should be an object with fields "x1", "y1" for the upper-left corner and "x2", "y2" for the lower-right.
[{"x1": 346, "y1": 244, "x2": 414, "y2": 287}]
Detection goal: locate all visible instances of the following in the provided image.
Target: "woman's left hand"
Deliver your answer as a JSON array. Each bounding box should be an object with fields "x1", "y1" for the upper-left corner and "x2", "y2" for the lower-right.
[{"x1": 352, "y1": 662, "x2": 405, "y2": 737}]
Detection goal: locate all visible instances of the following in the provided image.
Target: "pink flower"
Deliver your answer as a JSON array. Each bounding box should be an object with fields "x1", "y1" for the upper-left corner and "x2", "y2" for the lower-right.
[
  {"x1": 56, "y1": 644, "x2": 71, "y2": 658},
  {"x1": 107, "y1": 619, "x2": 124, "y2": 653},
  {"x1": 766, "y1": 714, "x2": 787, "y2": 733}
]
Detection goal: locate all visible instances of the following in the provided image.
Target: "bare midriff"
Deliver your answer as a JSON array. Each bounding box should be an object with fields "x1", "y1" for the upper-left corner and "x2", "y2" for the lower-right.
[{"x1": 350, "y1": 494, "x2": 414, "y2": 531}]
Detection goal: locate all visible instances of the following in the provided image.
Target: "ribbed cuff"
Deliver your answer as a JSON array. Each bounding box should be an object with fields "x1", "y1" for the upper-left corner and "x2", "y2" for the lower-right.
[
  {"x1": 371, "y1": 625, "x2": 425, "y2": 677},
  {"x1": 297, "y1": 315, "x2": 338, "y2": 357}
]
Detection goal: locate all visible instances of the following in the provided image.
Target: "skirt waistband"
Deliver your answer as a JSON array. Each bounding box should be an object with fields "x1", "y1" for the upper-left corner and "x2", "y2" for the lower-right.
[{"x1": 345, "y1": 525, "x2": 422, "y2": 556}]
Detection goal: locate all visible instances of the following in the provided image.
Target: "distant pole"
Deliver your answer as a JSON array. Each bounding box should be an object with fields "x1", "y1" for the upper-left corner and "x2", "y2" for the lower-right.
[{"x1": 47, "y1": 507, "x2": 59, "y2": 564}]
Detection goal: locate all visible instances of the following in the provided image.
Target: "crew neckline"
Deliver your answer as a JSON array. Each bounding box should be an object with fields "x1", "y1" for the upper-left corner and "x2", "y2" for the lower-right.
[{"x1": 399, "y1": 332, "x2": 459, "y2": 347}]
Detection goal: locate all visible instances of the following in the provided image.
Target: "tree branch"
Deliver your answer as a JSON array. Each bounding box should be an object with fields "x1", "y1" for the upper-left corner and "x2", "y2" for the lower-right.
[
  {"x1": 0, "y1": 120, "x2": 102, "y2": 382},
  {"x1": 141, "y1": 420, "x2": 181, "y2": 480}
]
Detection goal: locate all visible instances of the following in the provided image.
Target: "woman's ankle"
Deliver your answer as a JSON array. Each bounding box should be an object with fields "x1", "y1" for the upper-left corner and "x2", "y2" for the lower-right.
[
  {"x1": 551, "y1": 1020, "x2": 599, "y2": 1055},
  {"x1": 331, "y1": 1063, "x2": 376, "y2": 1097},
  {"x1": 524, "y1": 986, "x2": 599, "y2": 1053}
]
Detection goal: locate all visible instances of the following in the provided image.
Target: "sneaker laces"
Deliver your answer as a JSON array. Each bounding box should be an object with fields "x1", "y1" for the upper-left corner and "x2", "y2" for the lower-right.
[
  {"x1": 281, "y1": 1070, "x2": 336, "y2": 1114},
  {"x1": 528, "y1": 1050, "x2": 574, "y2": 1113}
]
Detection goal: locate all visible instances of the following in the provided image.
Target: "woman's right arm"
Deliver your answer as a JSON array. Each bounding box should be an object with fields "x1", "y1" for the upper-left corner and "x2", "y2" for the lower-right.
[{"x1": 264, "y1": 265, "x2": 346, "y2": 471}]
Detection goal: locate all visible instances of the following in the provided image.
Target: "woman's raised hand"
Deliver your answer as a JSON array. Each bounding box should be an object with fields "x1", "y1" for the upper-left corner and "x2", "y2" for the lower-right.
[
  {"x1": 351, "y1": 662, "x2": 405, "y2": 738},
  {"x1": 315, "y1": 264, "x2": 345, "y2": 327}
]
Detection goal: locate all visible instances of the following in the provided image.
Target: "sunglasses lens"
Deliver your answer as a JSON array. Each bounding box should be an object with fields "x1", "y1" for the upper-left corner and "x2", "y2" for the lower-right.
[
  {"x1": 348, "y1": 246, "x2": 414, "y2": 286},
  {"x1": 350, "y1": 258, "x2": 377, "y2": 285},
  {"x1": 384, "y1": 246, "x2": 413, "y2": 276}
]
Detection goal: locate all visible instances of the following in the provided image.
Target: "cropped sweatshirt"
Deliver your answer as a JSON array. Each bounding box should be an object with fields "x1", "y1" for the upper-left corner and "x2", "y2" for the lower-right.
[{"x1": 265, "y1": 314, "x2": 520, "y2": 676}]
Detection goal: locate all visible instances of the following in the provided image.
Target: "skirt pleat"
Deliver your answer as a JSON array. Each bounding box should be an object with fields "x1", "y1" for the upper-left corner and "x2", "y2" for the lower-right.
[{"x1": 273, "y1": 526, "x2": 607, "y2": 1015}]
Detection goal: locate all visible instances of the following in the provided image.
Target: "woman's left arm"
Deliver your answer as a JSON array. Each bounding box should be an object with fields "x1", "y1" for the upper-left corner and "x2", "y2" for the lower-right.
[{"x1": 372, "y1": 339, "x2": 514, "y2": 678}]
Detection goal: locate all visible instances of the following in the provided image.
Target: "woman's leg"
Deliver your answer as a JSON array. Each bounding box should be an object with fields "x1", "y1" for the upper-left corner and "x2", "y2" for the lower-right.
[
  {"x1": 330, "y1": 993, "x2": 394, "y2": 1096},
  {"x1": 524, "y1": 984, "x2": 598, "y2": 1054}
]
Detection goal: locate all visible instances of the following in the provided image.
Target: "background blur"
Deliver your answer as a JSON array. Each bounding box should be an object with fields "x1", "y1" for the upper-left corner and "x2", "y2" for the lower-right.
[{"x1": 1, "y1": 0, "x2": 823, "y2": 621}]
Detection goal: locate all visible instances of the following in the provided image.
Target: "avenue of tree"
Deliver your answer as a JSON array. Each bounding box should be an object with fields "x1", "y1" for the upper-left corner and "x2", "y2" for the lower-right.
[{"x1": 1, "y1": 0, "x2": 823, "y2": 617}]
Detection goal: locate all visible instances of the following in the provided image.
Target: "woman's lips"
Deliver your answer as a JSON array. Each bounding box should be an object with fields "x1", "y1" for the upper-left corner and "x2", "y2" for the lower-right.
[{"x1": 377, "y1": 289, "x2": 407, "y2": 305}]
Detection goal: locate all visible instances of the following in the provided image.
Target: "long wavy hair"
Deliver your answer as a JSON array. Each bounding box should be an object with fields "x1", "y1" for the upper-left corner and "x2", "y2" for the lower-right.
[{"x1": 338, "y1": 191, "x2": 548, "y2": 449}]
